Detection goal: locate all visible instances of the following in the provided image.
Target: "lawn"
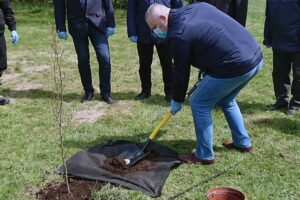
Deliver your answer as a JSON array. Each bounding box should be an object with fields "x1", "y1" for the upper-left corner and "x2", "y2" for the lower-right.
[{"x1": 0, "y1": 1, "x2": 299, "y2": 200}]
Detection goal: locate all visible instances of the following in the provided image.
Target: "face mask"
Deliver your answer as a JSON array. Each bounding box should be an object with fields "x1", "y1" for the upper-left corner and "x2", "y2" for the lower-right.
[{"x1": 153, "y1": 28, "x2": 167, "y2": 39}]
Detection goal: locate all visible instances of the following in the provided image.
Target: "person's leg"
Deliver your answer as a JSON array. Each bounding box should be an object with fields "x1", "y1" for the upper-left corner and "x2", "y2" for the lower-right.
[
  {"x1": 189, "y1": 61, "x2": 262, "y2": 160},
  {"x1": 287, "y1": 52, "x2": 300, "y2": 114},
  {"x1": 72, "y1": 36, "x2": 94, "y2": 93},
  {"x1": 88, "y1": 25, "x2": 111, "y2": 97},
  {"x1": 137, "y1": 42, "x2": 154, "y2": 96},
  {"x1": 155, "y1": 43, "x2": 173, "y2": 99},
  {"x1": 272, "y1": 52, "x2": 291, "y2": 107},
  {"x1": 0, "y1": 34, "x2": 10, "y2": 106},
  {"x1": 0, "y1": 34, "x2": 7, "y2": 77}
]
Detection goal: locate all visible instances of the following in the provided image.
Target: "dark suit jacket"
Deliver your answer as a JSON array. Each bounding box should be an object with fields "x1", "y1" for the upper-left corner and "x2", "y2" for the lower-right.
[
  {"x1": 264, "y1": 0, "x2": 300, "y2": 52},
  {"x1": 195, "y1": 0, "x2": 248, "y2": 26},
  {"x1": 0, "y1": 0, "x2": 16, "y2": 35},
  {"x1": 54, "y1": 0, "x2": 115, "y2": 37},
  {"x1": 127, "y1": 0, "x2": 183, "y2": 43}
]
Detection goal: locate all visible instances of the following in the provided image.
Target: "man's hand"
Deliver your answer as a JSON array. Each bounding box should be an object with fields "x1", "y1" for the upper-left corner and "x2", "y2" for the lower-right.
[
  {"x1": 11, "y1": 30, "x2": 19, "y2": 44},
  {"x1": 58, "y1": 32, "x2": 68, "y2": 40},
  {"x1": 171, "y1": 99, "x2": 182, "y2": 115},
  {"x1": 106, "y1": 27, "x2": 115, "y2": 37},
  {"x1": 129, "y1": 36, "x2": 138, "y2": 43}
]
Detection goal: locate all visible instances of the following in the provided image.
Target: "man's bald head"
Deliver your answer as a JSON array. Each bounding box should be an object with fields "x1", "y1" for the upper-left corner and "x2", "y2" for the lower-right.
[{"x1": 145, "y1": 3, "x2": 171, "y2": 32}]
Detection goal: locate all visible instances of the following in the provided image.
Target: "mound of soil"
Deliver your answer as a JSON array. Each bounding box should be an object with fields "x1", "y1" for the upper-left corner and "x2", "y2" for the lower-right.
[
  {"x1": 103, "y1": 153, "x2": 159, "y2": 176},
  {"x1": 36, "y1": 178, "x2": 105, "y2": 200}
]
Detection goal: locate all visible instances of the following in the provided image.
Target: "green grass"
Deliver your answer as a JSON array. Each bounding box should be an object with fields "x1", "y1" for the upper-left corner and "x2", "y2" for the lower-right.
[{"x1": 0, "y1": 1, "x2": 300, "y2": 200}]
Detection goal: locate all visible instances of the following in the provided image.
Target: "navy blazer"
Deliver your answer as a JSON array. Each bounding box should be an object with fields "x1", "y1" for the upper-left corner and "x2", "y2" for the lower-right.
[
  {"x1": 167, "y1": 3, "x2": 262, "y2": 102},
  {"x1": 263, "y1": 0, "x2": 300, "y2": 52},
  {"x1": 127, "y1": 0, "x2": 183, "y2": 44},
  {"x1": 0, "y1": 0, "x2": 16, "y2": 35},
  {"x1": 54, "y1": 0, "x2": 115, "y2": 37},
  {"x1": 195, "y1": 0, "x2": 248, "y2": 26}
]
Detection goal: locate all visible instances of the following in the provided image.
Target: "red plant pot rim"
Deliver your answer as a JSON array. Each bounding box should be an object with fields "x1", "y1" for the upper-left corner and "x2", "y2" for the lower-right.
[{"x1": 207, "y1": 186, "x2": 247, "y2": 200}]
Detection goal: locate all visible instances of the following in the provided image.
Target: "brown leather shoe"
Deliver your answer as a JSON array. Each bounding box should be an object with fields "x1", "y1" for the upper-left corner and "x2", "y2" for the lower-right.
[
  {"x1": 178, "y1": 154, "x2": 215, "y2": 165},
  {"x1": 222, "y1": 141, "x2": 252, "y2": 153}
]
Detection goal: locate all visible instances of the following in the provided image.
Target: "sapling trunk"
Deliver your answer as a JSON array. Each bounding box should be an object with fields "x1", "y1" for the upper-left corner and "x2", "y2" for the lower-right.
[{"x1": 50, "y1": 24, "x2": 70, "y2": 193}]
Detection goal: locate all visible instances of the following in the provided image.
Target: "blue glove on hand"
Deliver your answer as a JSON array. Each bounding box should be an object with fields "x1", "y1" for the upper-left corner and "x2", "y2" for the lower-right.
[
  {"x1": 58, "y1": 32, "x2": 68, "y2": 40},
  {"x1": 106, "y1": 27, "x2": 115, "y2": 37},
  {"x1": 129, "y1": 36, "x2": 138, "y2": 43},
  {"x1": 171, "y1": 99, "x2": 182, "y2": 115},
  {"x1": 11, "y1": 30, "x2": 19, "y2": 44}
]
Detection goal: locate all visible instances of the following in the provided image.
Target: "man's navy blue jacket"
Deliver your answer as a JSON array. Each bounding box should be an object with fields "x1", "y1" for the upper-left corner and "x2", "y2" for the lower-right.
[
  {"x1": 0, "y1": 0, "x2": 16, "y2": 35},
  {"x1": 127, "y1": 0, "x2": 182, "y2": 44},
  {"x1": 54, "y1": 0, "x2": 115, "y2": 37},
  {"x1": 263, "y1": 0, "x2": 300, "y2": 52},
  {"x1": 167, "y1": 3, "x2": 262, "y2": 102}
]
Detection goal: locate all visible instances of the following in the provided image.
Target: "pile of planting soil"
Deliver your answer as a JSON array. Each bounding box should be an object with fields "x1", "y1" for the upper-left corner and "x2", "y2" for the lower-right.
[
  {"x1": 36, "y1": 178, "x2": 105, "y2": 200},
  {"x1": 103, "y1": 153, "x2": 159, "y2": 176}
]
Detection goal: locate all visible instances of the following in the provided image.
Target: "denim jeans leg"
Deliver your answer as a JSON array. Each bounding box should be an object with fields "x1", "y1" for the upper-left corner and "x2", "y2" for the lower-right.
[
  {"x1": 72, "y1": 36, "x2": 94, "y2": 93},
  {"x1": 190, "y1": 60, "x2": 263, "y2": 160},
  {"x1": 89, "y1": 25, "x2": 111, "y2": 96},
  {"x1": 218, "y1": 61, "x2": 263, "y2": 148}
]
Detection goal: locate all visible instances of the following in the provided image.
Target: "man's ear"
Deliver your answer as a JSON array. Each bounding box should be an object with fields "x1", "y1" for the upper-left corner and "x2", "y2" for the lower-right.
[{"x1": 159, "y1": 15, "x2": 167, "y2": 23}]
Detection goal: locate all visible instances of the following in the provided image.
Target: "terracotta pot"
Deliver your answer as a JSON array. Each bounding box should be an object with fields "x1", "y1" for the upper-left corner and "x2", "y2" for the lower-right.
[{"x1": 207, "y1": 186, "x2": 247, "y2": 200}]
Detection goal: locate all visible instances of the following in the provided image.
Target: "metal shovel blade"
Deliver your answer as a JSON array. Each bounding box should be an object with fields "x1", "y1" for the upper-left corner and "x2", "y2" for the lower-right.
[{"x1": 120, "y1": 140, "x2": 152, "y2": 167}]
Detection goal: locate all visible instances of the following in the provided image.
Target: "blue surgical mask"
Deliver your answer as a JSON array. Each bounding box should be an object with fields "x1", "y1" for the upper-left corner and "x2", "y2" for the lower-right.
[{"x1": 153, "y1": 28, "x2": 167, "y2": 39}]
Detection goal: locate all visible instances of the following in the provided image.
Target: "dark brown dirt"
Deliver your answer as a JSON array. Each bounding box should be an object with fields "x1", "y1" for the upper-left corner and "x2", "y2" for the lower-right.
[
  {"x1": 103, "y1": 153, "x2": 159, "y2": 176},
  {"x1": 36, "y1": 178, "x2": 105, "y2": 200}
]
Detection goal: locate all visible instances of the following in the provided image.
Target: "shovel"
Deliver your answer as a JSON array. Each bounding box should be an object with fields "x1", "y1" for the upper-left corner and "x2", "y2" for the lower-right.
[{"x1": 123, "y1": 79, "x2": 201, "y2": 167}]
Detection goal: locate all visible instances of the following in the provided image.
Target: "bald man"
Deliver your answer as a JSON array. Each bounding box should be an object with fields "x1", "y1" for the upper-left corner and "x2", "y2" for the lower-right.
[{"x1": 146, "y1": 3, "x2": 263, "y2": 164}]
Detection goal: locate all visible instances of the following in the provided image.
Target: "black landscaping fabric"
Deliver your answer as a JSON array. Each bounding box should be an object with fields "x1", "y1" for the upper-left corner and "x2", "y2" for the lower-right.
[{"x1": 58, "y1": 140, "x2": 181, "y2": 197}]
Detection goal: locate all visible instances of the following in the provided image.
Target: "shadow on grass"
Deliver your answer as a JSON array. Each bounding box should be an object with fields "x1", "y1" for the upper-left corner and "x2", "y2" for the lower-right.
[
  {"x1": 112, "y1": 91, "x2": 170, "y2": 107},
  {"x1": 253, "y1": 117, "x2": 300, "y2": 137},
  {"x1": 111, "y1": 91, "x2": 136, "y2": 101},
  {"x1": 1, "y1": 88, "x2": 83, "y2": 102},
  {"x1": 236, "y1": 100, "x2": 267, "y2": 114},
  {"x1": 1, "y1": 88, "x2": 171, "y2": 105},
  {"x1": 64, "y1": 130, "x2": 196, "y2": 154},
  {"x1": 64, "y1": 130, "x2": 230, "y2": 155}
]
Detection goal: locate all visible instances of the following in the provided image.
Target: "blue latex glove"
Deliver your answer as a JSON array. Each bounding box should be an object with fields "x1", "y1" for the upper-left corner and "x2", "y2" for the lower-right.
[
  {"x1": 58, "y1": 32, "x2": 68, "y2": 40},
  {"x1": 11, "y1": 30, "x2": 19, "y2": 44},
  {"x1": 106, "y1": 27, "x2": 115, "y2": 37},
  {"x1": 170, "y1": 99, "x2": 183, "y2": 115},
  {"x1": 129, "y1": 36, "x2": 138, "y2": 43}
]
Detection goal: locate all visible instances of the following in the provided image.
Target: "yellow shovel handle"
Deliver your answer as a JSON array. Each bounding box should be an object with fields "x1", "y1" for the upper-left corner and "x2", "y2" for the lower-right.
[{"x1": 149, "y1": 112, "x2": 173, "y2": 140}]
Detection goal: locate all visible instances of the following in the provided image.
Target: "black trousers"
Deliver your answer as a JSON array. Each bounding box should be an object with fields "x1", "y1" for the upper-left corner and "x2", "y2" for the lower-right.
[
  {"x1": 0, "y1": 34, "x2": 7, "y2": 77},
  {"x1": 137, "y1": 42, "x2": 173, "y2": 95},
  {"x1": 273, "y1": 52, "x2": 300, "y2": 108}
]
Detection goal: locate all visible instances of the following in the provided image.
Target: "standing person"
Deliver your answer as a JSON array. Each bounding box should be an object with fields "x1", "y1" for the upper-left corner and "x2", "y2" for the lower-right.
[
  {"x1": 54, "y1": 0, "x2": 117, "y2": 104},
  {"x1": 127, "y1": 0, "x2": 183, "y2": 101},
  {"x1": 194, "y1": 0, "x2": 248, "y2": 27},
  {"x1": 0, "y1": 0, "x2": 19, "y2": 106},
  {"x1": 264, "y1": 0, "x2": 300, "y2": 116},
  {"x1": 146, "y1": 3, "x2": 263, "y2": 164}
]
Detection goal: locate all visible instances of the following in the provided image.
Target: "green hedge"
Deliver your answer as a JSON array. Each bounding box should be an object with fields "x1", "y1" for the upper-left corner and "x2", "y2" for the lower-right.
[{"x1": 11, "y1": 0, "x2": 195, "y2": 9}]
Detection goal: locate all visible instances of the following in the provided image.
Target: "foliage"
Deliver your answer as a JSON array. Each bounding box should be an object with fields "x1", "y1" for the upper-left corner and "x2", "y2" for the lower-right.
[
  {"x1": 112, "y1": 0, "x2": 128, "y2": 9},
  {"x1": 10, "y1": 0, "x2": 195, "y2": 9}
]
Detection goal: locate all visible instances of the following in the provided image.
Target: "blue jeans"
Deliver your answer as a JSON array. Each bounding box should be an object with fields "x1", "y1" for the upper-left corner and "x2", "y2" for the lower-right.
[
  {"x1": 72, "y1": 23, "x2": 111, "y2": 96},
  {"x1": 189, "y1": 60, "x2": 263, "y2": 160}
]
